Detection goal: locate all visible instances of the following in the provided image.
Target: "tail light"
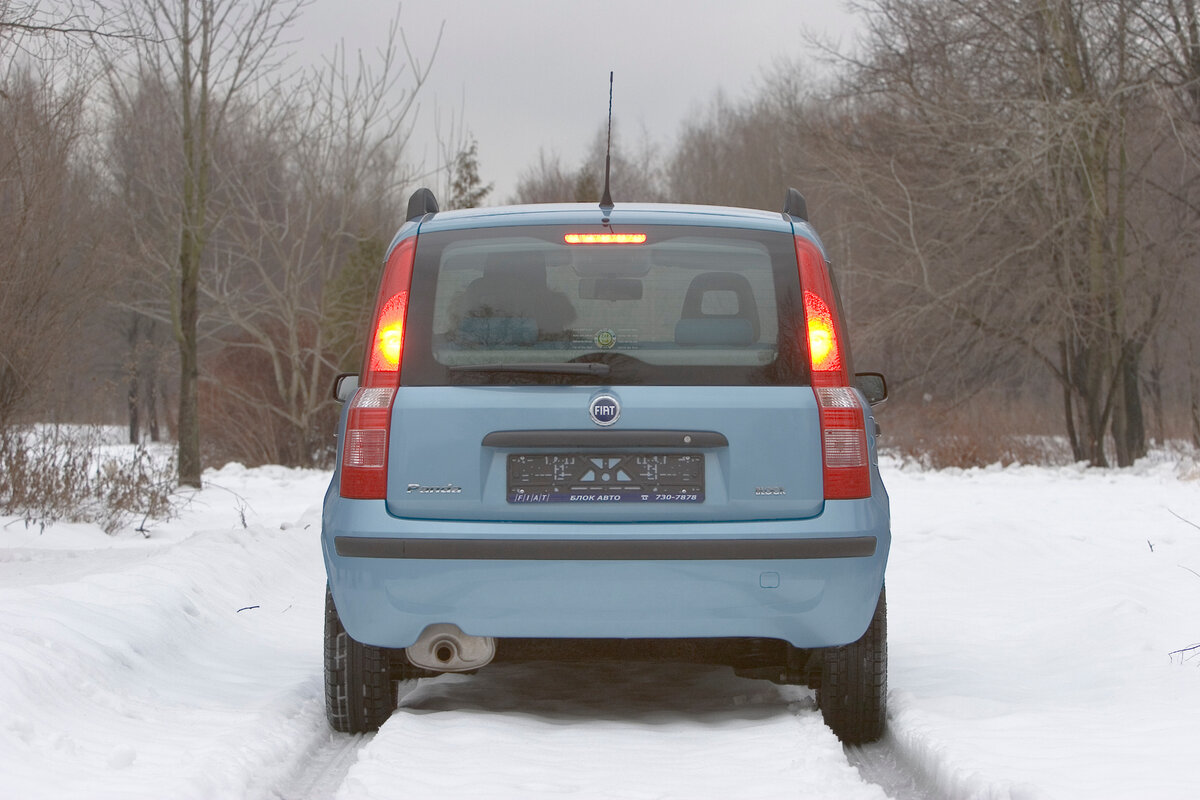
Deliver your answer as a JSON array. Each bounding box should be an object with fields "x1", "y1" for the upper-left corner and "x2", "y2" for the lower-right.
[
  {"x1": 340, "y1": 237, "x2": 417, "y2": 499},
  {"x1": 795, "y1": 236, "x2": 871, "y2": 500}
]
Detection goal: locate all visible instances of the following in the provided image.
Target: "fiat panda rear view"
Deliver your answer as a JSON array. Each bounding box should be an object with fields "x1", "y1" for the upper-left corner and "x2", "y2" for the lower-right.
[{"x1": 322, "y1": 188, "x2": 890, "y2": 743}]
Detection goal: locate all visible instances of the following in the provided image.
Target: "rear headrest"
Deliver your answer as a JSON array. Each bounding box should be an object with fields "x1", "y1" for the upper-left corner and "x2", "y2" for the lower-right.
[
  {"x1": 456, "y1": 317, "x2": 539, "y2": 347},
  {"x1": 674, "y1": 318, "x2": 756, "y2": 347},
  {"x1": 678, "y1": 272, "x2": 760, "y2": 343}
]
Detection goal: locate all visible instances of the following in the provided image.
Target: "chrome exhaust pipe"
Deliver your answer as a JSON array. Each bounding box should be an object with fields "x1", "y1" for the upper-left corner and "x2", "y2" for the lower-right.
[{"x1": 405, "y1": 623, "x2": 496, "y2": 672}]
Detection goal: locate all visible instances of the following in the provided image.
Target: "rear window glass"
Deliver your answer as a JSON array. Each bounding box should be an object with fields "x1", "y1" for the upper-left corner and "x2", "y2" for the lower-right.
[{"x1": 400, "y1": 224, "x2": 809, "y2": 386}]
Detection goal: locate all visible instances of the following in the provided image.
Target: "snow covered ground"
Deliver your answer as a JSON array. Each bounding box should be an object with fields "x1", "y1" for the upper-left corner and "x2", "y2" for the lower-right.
[{"x1": 1, "y1": 451, "x2": 1198, "y2": 799}]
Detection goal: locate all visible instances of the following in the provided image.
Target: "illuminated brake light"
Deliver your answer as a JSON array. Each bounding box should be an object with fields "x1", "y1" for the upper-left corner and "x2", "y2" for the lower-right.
[
  {"x1": 564, "y1": 233, "x2": 647, "y2": 244},
  {"x1": 795, "y1": 236, "x2": 848, "y2": 387},
  {"x1": 369, "y1": 292, "x2": 408, "y2": 372},
  {"x1": 804, "y1": 290, "x2": 840, "y2": 372},
  {"x1": 362, "y1": 237, "x2": 416, "y2": 385},
  {"x1": 341, "y1": 236, "x2": 416, "y2": 500}
]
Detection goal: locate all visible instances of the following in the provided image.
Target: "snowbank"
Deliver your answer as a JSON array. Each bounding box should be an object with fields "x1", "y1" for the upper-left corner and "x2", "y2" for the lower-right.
[{"x1": 882, "y1": 454, "x2": 1200, "y2": 798}]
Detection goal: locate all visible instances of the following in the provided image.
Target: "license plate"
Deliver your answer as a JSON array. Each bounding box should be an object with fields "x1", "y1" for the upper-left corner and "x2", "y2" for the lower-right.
[{"x1": 507, "y1": 453, "x2": 704, "y2": 503}]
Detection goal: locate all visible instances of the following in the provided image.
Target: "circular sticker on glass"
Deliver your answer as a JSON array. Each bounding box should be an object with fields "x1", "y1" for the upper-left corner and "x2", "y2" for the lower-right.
[
  {"x1": 594, "y1": 328, "x2": 616, "y2": 349},
  {"x1": 589, "y1": 393, "x2": 621, "y2": 427}
]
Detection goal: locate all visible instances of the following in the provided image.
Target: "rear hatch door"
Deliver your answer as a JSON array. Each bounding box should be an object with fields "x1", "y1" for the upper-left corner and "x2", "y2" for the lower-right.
[{"x1": 389, "y1": 216, "x2": 826, "y2": 523}]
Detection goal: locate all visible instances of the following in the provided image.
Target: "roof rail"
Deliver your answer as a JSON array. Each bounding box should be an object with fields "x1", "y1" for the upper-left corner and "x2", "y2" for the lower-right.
[
  {"x1": 782, "y1": 187, "x2": 808, "y2": 222},
  {"x1": 407, "y1": 188, "x2": 440, "y2": 222}
]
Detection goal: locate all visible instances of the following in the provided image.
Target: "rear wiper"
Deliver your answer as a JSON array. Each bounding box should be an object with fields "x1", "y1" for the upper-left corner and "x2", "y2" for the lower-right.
[{"x1": 448, "y1": 362, "x2": 611, "y2": 376}]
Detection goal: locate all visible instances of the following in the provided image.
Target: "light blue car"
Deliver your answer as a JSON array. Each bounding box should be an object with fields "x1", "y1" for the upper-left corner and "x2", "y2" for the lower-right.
[{"x1": 322, "y1": 187, "x2": 890, "y2": 743}]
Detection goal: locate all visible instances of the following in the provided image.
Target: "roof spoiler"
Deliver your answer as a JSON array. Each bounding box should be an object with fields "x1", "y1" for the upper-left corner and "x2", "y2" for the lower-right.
[
  {"x1": 782, "y1": 187, "x2": 808, "y2": 222},
  {"x1": 407, "y1": 187, "x2": 440, "y2": 222}
]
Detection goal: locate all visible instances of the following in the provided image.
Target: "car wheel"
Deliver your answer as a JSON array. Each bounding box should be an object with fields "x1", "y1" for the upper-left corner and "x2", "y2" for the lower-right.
[
  {"x1": 816, "y1": 587, "x2": 887, "y2": 744},
  {"x1": 324, "y1": 586, "x2": 400, "y2": 733}
]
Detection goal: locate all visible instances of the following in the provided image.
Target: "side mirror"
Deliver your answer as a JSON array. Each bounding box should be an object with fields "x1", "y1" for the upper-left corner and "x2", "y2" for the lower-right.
[
  {"x1": 855, "y1": 372, "x2": 888, "y2": 406},
  {"x1": 332, "y1": 373, "x2": 359, "y2": 403}
]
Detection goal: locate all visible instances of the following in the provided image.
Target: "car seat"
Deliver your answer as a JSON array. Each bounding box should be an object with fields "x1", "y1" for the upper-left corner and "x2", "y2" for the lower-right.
[
  {"x1": 453, "y1": 252, "x2": 576, "y2": 345},
  {"x1": 674, "y1": 272, "x2": 760, "y2": 346}
]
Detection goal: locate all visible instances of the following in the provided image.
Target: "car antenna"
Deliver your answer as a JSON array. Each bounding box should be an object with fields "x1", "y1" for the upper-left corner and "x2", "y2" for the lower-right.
[{"x1": 600, "y1": 71, "x2": 614, "y2": 213}]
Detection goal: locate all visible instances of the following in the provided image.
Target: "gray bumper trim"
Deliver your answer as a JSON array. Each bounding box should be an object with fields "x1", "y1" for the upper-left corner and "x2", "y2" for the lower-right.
[{"x1": 334, "y1": 535, "x2": 877, "y2": 561}]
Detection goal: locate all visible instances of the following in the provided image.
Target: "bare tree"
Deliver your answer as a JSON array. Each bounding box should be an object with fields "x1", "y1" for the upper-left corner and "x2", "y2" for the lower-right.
[
  {"x1": 430, "y1": 101, "x2": 493, "y2": 209},
  {"x1": 1136, "y1": 0, "x2": 1200, "y2": 119},
  {"x1": 512, "y1": 123, "x2": 666, "y2": 205},
  {"x1": 512, "y1": 148, "x2": 577, "y2": 203},
  {"x1": 669, "y1": 90, "x2": 803, "y2": 211},
  {"x1": 112, "y1": 0, "x2": 307, "y2": 485},
  {"x1": 104, "y1": 74, "x2": 182, "y2": 443},
  {"x1": 1134, "y1": 0, "x2": 1200, "y2": 446},
  {"x1": 0, "y1": 1, "x2": 140, "y2": 53},
  {"x1": 806, "y1": 0, "x2": 1196, "y2": 465},
  {"x1": 199, "y1": 24, "x2": 437, "y2": 466},
  {"x1": 0, "y1": 67, "x2": 106, "y2": 428}
]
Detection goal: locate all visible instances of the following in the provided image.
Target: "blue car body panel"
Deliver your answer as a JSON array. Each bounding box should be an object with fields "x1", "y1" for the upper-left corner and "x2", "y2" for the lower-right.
[
  {"x1": 321, "y1": 494, "x2": 889, "y2": 650},
  {"x1": 383, "y1": 386, "x2": 826, "y2": 522}
]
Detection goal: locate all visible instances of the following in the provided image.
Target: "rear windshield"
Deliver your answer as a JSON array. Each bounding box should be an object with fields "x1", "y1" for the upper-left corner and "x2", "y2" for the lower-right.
[{"x1": 400, "y1": 224, "x2": 809, "y2": 386}]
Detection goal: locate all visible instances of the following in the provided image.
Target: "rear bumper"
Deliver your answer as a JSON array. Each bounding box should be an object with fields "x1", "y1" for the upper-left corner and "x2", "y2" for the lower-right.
[
  {"x1": 334, "y1": 534, "x2": 877, "y2": 560},
  {"x1": 322, "y1": 490, "x2": 889, "y2": 650}
]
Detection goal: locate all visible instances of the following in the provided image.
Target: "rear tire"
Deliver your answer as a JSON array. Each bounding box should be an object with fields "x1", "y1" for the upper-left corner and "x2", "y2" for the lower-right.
[
  {"x1": 816, "y1": 587, "x2": 887, "y2": 744},
  {"x1": 324, "y1": 586, "x2": 399, "y2": 733}
]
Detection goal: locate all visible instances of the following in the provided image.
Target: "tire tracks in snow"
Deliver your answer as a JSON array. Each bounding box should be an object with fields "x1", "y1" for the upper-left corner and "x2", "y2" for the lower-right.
[
  {"x1": 845, "y1": 734, "x2": 945, "y2": 800},
  {"x1": 267, "y1": 728, "x2": 372, "y2": 800},
  {"x1": 290, "y1": 664, "x2": 944, "y2": 799}
]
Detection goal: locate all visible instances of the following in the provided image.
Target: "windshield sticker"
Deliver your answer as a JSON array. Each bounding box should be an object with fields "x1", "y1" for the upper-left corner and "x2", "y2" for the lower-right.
[{"x1": 569, "y1": 328, "x2": 640, "y2": 349}]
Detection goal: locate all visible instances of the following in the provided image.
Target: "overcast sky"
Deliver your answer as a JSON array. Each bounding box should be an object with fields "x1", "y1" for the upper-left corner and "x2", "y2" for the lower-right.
[{"x1": 296, "y1": 0, "x2": 861, "y2": 204}]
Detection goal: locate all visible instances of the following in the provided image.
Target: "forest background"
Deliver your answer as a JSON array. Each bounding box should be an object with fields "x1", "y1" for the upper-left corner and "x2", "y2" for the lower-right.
[{"x1": 2, "y1": 0, "x2": 1199, "y2": 521}]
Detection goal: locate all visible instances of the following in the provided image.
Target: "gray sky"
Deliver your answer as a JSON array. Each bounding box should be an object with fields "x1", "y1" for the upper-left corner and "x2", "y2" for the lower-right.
[{"x1": 297, "y1": 0, "x2": 860, "y2": 203}]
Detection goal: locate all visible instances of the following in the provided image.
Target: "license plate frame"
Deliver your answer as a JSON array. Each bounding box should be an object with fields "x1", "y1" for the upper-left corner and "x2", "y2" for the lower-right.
[{"x1": 507, "y1": 453, "x2": 704, "y2": 503}]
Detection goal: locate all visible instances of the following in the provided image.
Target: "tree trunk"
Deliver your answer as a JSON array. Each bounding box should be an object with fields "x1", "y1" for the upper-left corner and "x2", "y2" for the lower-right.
[
  {"x1": 127, "y1": 314, "x2": 141, "y2": 445},
  {"x1": 1060, "y1": 340, "x2": 1085, "y2": 462},
  {"x1": 1082, "y1": 342, "x2": 1109, "y2": 467},
  {"x1": 174, "y1": 0, "x2": 206, "y2": 488},
  {"x1": 1112, "y1": 339, "x2": 1146, "y2": 466},
  {"x1": 1146, "y1": 337, "x2": 1165, "y2": 446},
  {"x1": 1192, "y1": 380, "x2": 1200, "y2": 450},
  {"x1": 177, "y1": 224, "x2": 202, "y2": 486},
  {"x1": 1192, "y1": 338, "x2": 1200, "y2": 449},
  {"x1": 147, "y1": 350, "x2": 161, "y2": 443},
  {"x1": 127, "y1": 370, "x2": 140, "y2": 444}
]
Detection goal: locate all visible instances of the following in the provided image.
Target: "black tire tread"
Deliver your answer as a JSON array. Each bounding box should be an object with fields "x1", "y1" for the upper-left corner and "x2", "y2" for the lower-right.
[
  {"x1": 816, "y1": 587, "x2": 887, "y2": 744},
  {"x1": 324, "y1": 587, "x2": 397, "y2": 733}
]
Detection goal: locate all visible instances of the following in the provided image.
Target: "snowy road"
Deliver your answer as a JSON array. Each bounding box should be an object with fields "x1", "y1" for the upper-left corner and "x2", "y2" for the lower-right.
[
  {"x1": 2, "y1": 455, "x2": 1199, "y2": 799},
  {"x1": 327, "y1": 664, "x2": 894, "y2": 800}
]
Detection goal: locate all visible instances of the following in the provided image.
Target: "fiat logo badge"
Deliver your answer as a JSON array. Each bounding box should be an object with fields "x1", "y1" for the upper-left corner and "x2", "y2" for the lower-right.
[{"x1": 589, "y1": 393, "x2": 621, "y2": 427}]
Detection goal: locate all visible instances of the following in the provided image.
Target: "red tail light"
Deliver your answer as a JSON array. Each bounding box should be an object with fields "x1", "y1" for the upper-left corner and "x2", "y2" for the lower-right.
[
  {"x1": 340, "y1": 237, "x2": 417, "y2": 499},
  {"x1": 795, "y1": 237, "x2": 847, "y2": 386},
  {"x1": 815, "y1": 387, "x2": 871, "y2": 499},
  {"x1": 795, "y1": 236, "x2": 870, "y2": 500}
]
